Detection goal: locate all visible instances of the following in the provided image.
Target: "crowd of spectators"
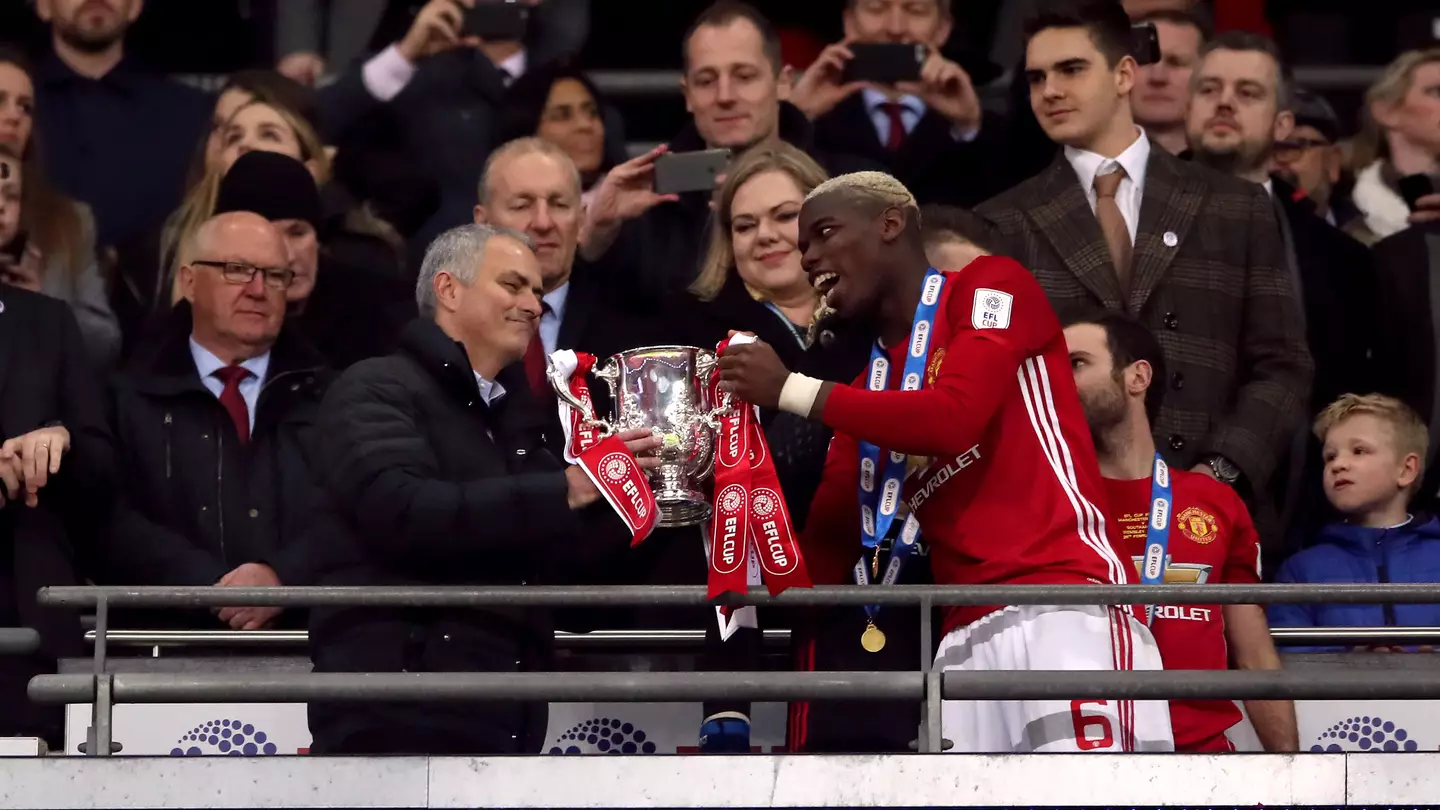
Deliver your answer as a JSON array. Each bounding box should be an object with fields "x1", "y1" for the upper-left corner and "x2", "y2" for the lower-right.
[{"x1": 0, "y1": 0, "x2": 1438, "y2": 755}]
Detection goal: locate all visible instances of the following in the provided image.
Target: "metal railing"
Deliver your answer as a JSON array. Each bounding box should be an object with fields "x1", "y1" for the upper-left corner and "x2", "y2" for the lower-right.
[
  {"x1": 77, "y1": 625, "x2": 1440, "y2": 649},
  {"x1": 32, "y1": 582, "x2": 1440, "y2": 757},
  {"x1": 0, "y1": 628, "x2": 39, "y2": 657}
]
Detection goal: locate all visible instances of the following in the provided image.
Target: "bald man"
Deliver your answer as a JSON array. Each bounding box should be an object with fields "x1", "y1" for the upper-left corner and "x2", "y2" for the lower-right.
[
  {"x1": 719, "y1": 171, "x2": 1173, "y2": 754},
  {"x1": 101, "y1": 212, "x2": 333, "y2": 630}
]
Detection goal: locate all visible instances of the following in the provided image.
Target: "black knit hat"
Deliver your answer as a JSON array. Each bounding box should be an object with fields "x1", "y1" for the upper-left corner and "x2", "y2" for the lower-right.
[{"x1": 214, "y1": 150, "x2": 322, "y2": 229}]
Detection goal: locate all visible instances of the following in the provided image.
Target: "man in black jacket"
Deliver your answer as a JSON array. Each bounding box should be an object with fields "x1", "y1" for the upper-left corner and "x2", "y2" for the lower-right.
[
  {"x1": 0, "y1": 281, "x2": 115, "y2": 746},
  {"x1": 306, "y1": 223, "x2": 660, "y2": 755},
  {"x1": 578, "y1": 1, "x2": 874, "y2": 302},
  {"x1": 102, "y1": 213, "x2": 330, "y2": 631}
]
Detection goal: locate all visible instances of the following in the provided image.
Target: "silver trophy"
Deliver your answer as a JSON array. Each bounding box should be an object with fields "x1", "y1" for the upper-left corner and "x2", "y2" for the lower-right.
[{"x1": 553, "y1": 346, "x2": 731, "y2": 527}]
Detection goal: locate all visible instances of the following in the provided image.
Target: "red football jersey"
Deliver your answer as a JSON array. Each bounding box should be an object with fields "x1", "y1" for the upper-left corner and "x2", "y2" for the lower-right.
[
  {"x1": 1104, "y1": 469, "x2": 1262, "y2": 752},
  {"x1": 800, "y1": 256, "x2": 1131, "y2": 636}
]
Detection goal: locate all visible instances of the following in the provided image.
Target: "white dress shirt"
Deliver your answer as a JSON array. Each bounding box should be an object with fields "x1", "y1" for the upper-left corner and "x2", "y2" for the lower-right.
[
  {"x1": 472, "y1": 372, "x2": 507, "y2": 406},
  {"x1": 190, "y1": 338, "x2": 270, "y2": 432},
  {"x1": 861, "y1": 88, "x2": 980, "y2": 145},
  {"x1": 539, "y1": 280, "x2": 570, "y2": 356},
  {"x1": 361, "y1": 45, "x2": 528, "y2": 101},
  {"x1": 1064, "y1": 128, "x2": 1151, "y2": 243}
]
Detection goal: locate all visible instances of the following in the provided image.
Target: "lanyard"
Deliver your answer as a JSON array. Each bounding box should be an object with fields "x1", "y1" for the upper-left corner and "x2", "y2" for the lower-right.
[
  {"x1": 854, "y1": 268, "x2": 947, "y2": 629},
  {"x1": 761, "y1": 300, "x2": 808, "y2": 350},
  {"x1": 1139, "y1": 453, "x2": 1172, "y2": 625}
]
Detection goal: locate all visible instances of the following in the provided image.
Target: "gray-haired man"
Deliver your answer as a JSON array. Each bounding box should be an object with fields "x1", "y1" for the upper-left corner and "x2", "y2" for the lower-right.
[{"x1": 305, "y1": 223, "x2": 660, "y2": 755}]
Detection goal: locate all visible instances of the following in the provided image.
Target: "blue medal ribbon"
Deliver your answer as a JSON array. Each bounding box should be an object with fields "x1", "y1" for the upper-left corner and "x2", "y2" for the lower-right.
[
  {"x1": 854, "y1": 268, "x2": 947, "y2": 625},
  {"x1": 1139, "y1": 453, "x2": 1172, "y2": 625}
]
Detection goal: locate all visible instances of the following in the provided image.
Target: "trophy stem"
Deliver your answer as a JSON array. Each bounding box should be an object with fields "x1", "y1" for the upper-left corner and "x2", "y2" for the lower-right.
[{"x1": 652, "y1": 464, "x2": 711, "y2": 527}]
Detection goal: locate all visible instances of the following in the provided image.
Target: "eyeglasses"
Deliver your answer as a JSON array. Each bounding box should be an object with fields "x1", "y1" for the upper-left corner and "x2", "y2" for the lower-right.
[
  {"x1": 191, "y1": 260, "x2": 294, "y2": 290},
  {"x1": 1274, "y1": 138, "x2": 1332, "y2": 157}
]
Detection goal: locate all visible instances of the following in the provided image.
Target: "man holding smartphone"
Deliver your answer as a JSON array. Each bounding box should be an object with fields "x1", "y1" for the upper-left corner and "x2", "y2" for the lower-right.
[{"x1": 789, "y1": 0, "x2": 1002, "y2": 207}]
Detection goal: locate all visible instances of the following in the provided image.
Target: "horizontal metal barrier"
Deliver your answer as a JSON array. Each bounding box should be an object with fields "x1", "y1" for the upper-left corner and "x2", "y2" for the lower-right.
[
  {"x1": 40, "y1": 582, "x2": 1440, "y2": 609},
  {"x1": 30, "y1": 671, "x2": 921, "y2": 704},
  {"x1": 76, "y1": 626, "x2": 1440, "y2": 649},
  {"x1": 0, "y1": 628, "x2": 39, "y2": 656},
  {"x1": 31, "y1": 667, "x2": 1440, "y2": 705}
]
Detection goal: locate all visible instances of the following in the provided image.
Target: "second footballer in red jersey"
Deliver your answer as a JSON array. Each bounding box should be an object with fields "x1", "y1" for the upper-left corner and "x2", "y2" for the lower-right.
[
  {"x1": 1064, "y1": 311, "x2": 1298, "y2": 752},
  {"x1": 719, "y1": 171, "x2": 1173, "y2": 754}
]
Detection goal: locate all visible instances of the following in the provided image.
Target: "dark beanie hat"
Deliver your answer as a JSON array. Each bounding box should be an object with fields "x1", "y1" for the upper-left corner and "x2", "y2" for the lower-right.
[{"x1": 214, "y1": 150, "x2": 322, "y2": 229}]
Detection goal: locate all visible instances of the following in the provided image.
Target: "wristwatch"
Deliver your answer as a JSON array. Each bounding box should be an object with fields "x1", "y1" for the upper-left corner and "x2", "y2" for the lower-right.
[{"x1": 1203, "y1": 454, "x2": 1241, "y2": 485}]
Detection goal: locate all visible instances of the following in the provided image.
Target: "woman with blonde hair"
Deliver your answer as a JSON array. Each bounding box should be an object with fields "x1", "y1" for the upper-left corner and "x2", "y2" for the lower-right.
[
  {"x1": 1348, "y1": 48, "x2": 1440, "y2": 244},
  {"x1": 673, "y1": 143, "x2": 831, "y2": 367}
]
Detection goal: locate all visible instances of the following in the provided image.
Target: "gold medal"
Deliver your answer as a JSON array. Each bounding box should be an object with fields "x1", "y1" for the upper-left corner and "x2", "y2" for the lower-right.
[{"x1": 861, "y1": 620, "x2": 887, "y2": 653}]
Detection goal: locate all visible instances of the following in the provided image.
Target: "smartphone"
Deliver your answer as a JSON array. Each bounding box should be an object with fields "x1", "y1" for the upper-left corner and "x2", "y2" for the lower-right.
[
  {"x1": 653, "y1": 149, "x2": 731, "y2": 196},
  {"x1": 0, "y1": 231, "x2": 26, "y2": 264},
  {"x1": 1131, "y1": 23, "x2": 1161, "y2": 66},
  {"x1": 843, "y1": 43, "x2": 925, "y2": 85},
  {"x1": 1399, "y1": 173, "x2": 1436, "y2": 211},
  {"x1": 462, "y1": 0, "x2": 530, "y2": 41}
]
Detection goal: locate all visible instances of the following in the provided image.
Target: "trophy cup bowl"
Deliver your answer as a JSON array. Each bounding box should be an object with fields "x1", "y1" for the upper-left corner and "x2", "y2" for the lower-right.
[{"x1": 556, "y1": 346, "x2": 724, "y2": 527}]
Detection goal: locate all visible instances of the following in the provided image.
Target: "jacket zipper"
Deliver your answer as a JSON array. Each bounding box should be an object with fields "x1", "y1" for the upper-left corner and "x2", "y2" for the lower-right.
[
  {"x1": 163, "y1": 413, "x2": 173, "y2": 479},
  {"x1": 1376, "y1": 533, "x2": 1396, "y2": 627}
]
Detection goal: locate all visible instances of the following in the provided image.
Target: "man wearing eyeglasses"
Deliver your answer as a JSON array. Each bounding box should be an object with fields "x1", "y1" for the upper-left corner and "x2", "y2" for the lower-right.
[{"x1": 100, "y1": 211, "x2": 332, "y2": 632}]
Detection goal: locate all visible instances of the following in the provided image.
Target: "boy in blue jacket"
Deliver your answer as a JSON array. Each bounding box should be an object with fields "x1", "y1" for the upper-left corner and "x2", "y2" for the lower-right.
[{"x1": 1269, "y1": 394, "x2": 1440, "y2": 652}]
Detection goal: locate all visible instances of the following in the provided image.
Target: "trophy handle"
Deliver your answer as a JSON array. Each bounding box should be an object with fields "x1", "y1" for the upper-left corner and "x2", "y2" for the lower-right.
[
  {"x1": 550, "y1": 361, "x2": 616, "y2": 438},
  {"x1": 593, "y1": 356, "x2": 621, "y2": 397}
]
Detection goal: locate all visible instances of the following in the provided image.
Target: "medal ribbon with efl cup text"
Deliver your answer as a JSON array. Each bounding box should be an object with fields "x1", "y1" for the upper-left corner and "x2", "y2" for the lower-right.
[
  {"x1": 854, "y1": 268, "x2": 948, "y2": 651},
  {"x1": 549, "y1": 350, "x2": 659, "y2": 546},
  {"x1": 1140, "y1": 453, "x2": 1173, "y2": 625},
  {"x1": 707, "y1": 334, "x2": 811, "y2": 599}
]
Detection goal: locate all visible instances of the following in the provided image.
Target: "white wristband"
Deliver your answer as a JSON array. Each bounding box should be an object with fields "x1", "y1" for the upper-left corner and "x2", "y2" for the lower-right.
[{"x1": 778, "y1": 373, "x2": 824, "y2": 418}]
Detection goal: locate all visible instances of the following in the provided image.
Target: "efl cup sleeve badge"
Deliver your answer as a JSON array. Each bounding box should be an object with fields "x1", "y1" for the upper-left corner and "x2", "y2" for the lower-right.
[
  {"x1": 600, "y1": 453, "x2": 631, "y2": 485},
  {"x1": 1177, "y1": 506, "x2": 1219, "y2": 544},
  {"x1": 971, "y1": 288, "x2": 1013, "y2": 330}
]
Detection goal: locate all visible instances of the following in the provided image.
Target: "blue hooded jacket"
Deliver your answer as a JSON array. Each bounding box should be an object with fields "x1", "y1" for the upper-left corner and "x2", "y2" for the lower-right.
[{"x1": 1268, "y1": 515, "x2": 1440, "y2": 652}]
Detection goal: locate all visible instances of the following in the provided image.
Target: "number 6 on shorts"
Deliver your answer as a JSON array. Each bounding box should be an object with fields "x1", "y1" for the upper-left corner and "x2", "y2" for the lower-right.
[{"x1": 1069, "y1": 699, "x2": 1114, "y2": 750}]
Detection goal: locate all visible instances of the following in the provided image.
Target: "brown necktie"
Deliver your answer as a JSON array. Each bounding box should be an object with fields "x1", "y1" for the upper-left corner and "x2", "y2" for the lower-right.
[{"x1": 1093, "y1": 167, "x2": 1133, "y2": 288}]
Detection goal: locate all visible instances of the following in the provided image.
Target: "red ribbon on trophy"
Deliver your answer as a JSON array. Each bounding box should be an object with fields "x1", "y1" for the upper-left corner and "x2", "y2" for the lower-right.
[
  {"x1": 549, "y1": 350, "x2": 658, "y2": 546},
  {"x1": 707, "y1": 335, "x2": 812, "y2": 600}
]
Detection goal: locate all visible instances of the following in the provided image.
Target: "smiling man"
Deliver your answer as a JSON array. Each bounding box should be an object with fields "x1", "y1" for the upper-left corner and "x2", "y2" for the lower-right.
[{"x1": 720, "y1": 170, "x2": 1174, "y2": 754}]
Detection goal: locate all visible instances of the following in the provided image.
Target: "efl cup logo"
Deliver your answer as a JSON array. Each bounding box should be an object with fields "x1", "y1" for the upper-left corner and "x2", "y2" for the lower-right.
[
  {"x1": 869, "y1": 357, "x2": 889, "y2": 391},
  {"x1": 984, "y1": 293, "x2": 1003, "y2": 312},
  {"x1": 753, "y1": 488, "x2": 795, "y2": 575},
  {"x1": 713, "y1": 484, "x2": 747, "y2": 574},
  {"x1": 1150, "y1": 497, "x2": 1169, "y2": 530},
  {"x1": 921, "y1": 273, "x2": 945, "y2": 306},
  {"x1": 860, "y1": 457, "x2": 877, "y2": 492},
  {"x1": 880, "y1": 478, "x2": 901, "y2": 516},
  {"x1": 719, "y1": 485, "x2": 745, "y2": 515},
  {"x1": 600, "y1": 453, "x2": 631, "y2": 485},
  {"x1": 1143, "y1": 543, "x2": 1165, "y2": 580},
  {"x1": 909, "y1": 319, "x2": 931, "y2": 358},
  {"x1": 903, "y1": 372, "x2": 921, "y2": 391},
  {"x1": 1154, "y1": 458, "x2": 1170, "y2": 488},
  {"x1": 752, "y1": 491, "x2": 777, "y2": 519}
]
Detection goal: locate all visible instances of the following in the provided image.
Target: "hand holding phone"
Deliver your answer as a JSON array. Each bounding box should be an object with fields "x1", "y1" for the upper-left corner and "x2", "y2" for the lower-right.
[
  {"x1": 653, "y1": 149, "x2": 731, "y2": 196},
  {"x1": 462, "y1": 0, "x2": 530, "y2": 41},
  {"x1": 842, "y1": 43, "x2": 925, "y2": 86},
  {"x1": 791, "y1": 40, "x2": 875, "y2": 121}
]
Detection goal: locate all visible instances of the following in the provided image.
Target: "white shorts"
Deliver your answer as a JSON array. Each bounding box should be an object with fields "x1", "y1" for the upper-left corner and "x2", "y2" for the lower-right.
[{"x1": 934, "y1": 604, "x2": 1175, "y2": 753}]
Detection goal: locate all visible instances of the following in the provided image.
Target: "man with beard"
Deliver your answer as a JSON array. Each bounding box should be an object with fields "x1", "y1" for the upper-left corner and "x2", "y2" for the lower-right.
[
  {"x1": 720, "y1": 170, "x2": 1173, "y2": 754},
  {"x1": 1185, "y1": 31, "x2": 1374, "y2": 547},
  {"x1": 1063, "y1": 310, "x2": 1296, "y2": 752},
  {"x1": 32, "y1": 0, "x2": 210, "y2": 248},
  {"x1": 978, "y1": 0, "x2": 1310, "y2": 577}
]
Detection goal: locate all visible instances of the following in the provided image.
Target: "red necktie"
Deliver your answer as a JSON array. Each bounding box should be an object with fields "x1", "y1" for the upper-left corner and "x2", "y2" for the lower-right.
[
  {"x1": 523, "y1": 303, "x2": 553, "y2": 401},
  {"x1": 880, "y1": 102, "x2": 907, "y2": 151},
  {"x1": 213, "y1": 365, "x2": 252, "y2": 445}
]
